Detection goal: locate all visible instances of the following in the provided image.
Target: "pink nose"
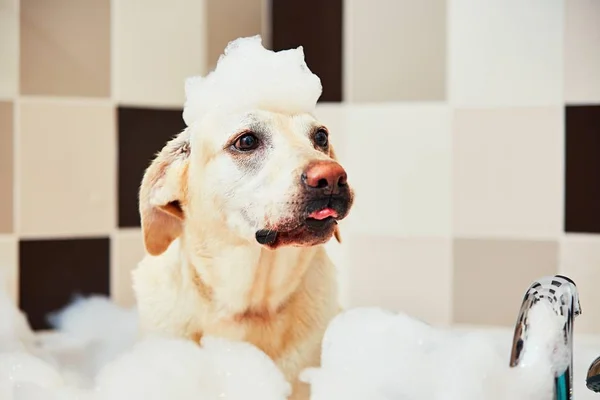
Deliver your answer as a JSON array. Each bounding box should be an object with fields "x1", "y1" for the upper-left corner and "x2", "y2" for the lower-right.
[{"x1": 302, "y1": 161, "x2": 348, "y2": 192}]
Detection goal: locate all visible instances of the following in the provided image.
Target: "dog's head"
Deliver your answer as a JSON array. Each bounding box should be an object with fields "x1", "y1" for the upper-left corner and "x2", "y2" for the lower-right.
[{"x1": 138, "y1": 36, "x2": 354, "y2": 256}]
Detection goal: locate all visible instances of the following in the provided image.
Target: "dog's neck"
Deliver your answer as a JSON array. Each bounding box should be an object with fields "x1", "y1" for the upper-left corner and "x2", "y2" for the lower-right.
[{"x1": 180, "y1": 231, "x2": 323, "y2": 319}]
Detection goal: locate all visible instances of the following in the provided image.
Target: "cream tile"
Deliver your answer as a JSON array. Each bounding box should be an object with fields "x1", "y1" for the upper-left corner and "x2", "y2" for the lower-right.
[
  {"x1": 345, "y1": 0, "x2": 446, "y2": 102},
  {"x1": 207, "y1": 0, "x2": 263, "y2": 71},
  {"x1": 565, "y1": 0, "x2": 600, "y2": 103},
  {"x1": 453, "y1": 238, "x2": 559, "y2": 327},
  {"x1": 342, "y1": 104, "x2": 451, "y2": 237},
  {"x1": 313, "y1": 103, "x2": 347, "y2": 163},
  {"x1": 0, "y1": 101, "x2": 13, "y2": 233},
  {"x1": 0, "y1": 0, "x2": 18, "y2": 97},
  {"x1": 18, "y1": 100, "x2": 115, "y2": 236},
  {"x1": 449, "y1": 0, "x2": 563, "y2": 107},
  {"x1": 112, "y1": 229, "x2": 145, "y2": 307},
  {"x1": 560, "y1": 234, "x2": 600, "y2": 334},
  {"x1": 114, "y1": 0, "x2": 207, "y2": 107},
  {"x1": 344, "y1": 235, "x2": 452, "y2": 325},
  {"x1": 453, "y1": 108, "x2": 563, "y2": 238},
  {"x1": 0, "y1": 235, "x2": 17, "y2": 303},
  {"x1": 20, "y1": 0, "x2": 111, "y2": 97}
]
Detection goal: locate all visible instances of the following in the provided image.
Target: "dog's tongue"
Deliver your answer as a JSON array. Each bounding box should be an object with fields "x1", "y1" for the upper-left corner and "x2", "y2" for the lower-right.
[{"x1": 309, "y1": 208, "x2": 338, "y2": 220}]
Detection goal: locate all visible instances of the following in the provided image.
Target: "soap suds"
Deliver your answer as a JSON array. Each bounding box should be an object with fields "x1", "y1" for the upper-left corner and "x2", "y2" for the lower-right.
[{"x1": 182, "y1": 35, "x2": 322, "y2": 127}]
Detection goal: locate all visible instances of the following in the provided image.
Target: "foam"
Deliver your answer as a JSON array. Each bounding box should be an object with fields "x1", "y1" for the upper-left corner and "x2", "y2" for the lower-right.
[
  {"x1": 0, "y1": 290, "x2": 291, "y2": 400},
  {"x1": 301, "y1": 304, "x2": 585, "y2": 400},
  {"x1": 2, "y1": 285, "x2": 600, "y2": 400},
  {"x1": 182, "y1": 35, "x2": 322, "y2": 127}
]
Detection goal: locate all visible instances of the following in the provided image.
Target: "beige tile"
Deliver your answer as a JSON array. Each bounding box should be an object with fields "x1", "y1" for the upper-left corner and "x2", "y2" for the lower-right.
[
  {"x1": 565, "y1": 0, "x2": 600, "y2": 103},
  {"x1": 453, "y1": 108, "x2": 563, "y2": 239},
  {"x1": 114, "y1": 0, "x2": 207, "y2": 107},
  {"x1": 0, "y1": 235, "x2": 17, "y2": 303},
  {"x1": 560, "y1": 234, "x2": 600, "y2": 334},
  {"x1": 313, "y1": 103, "x2": 347, "y2": 163},
  {"x1": 344, "y1": 235, "x2": 452, "y2": 325},
  {"x1": 18, "y1": 100, "x2": 115, "y2": 236},
  {"x1": 112, "y1": 229, "x2": 145, "y2": 307},
  {"x1": 0, "y1": 101, "x2": 13, "y2": 233},
  {"x1": 20, "y1": 0, "x2": 111, "y2": 97},
  {"x1": 345, "y1": 0, "x2": 446, "y2": 102},
  {"x1": 0, "y1": 0, "x2": 18, "y2": 97},
  {"x1": 449, "y1": 0, "x2": 563, "y2": 107},
  {"x1": 453, "y1": 239, "x2": 559, "y2": 327},
  {"x1": 343, "y1": 104, "x2": 451, "y2": 237},
  {"x1": 207, "y1": 0, "x2": 263, "y2": 71}
]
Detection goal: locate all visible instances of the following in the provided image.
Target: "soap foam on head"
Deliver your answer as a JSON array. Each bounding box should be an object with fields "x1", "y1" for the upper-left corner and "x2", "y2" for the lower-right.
[{"x1": 182, "y1": 35, "x2": 322, "y2": 127}]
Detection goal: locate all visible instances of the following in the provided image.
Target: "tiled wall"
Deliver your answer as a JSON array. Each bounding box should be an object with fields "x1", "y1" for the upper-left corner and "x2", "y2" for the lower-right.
[{"x1": 0, "y1": 0, "x2": 599, "y2": 332}]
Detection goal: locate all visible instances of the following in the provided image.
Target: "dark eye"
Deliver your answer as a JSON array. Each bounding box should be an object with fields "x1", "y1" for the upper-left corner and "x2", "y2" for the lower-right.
[
  {"x1": 234, "y1": 133, "x2": 259, "y2": 151},
  {"x1": 314, "y1": 129, "x2": 329, "y2": 148}
]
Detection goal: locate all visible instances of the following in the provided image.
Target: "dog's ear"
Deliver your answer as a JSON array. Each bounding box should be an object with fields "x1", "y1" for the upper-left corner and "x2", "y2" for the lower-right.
[
  {"x1": 139, "y1": 131, "x2": 191, "y2": 256},
  {"x1": 329, "y1": 144, "x2": 343, "y2": 244}
]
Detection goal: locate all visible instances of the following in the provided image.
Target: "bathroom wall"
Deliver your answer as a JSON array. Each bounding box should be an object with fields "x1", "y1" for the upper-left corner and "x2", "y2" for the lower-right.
[{"x1": 0, "y1": 0, "x2": 599, "y2": 332}]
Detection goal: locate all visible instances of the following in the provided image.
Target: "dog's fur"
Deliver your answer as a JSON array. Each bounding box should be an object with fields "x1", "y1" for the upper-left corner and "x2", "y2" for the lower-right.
[{"x1": 132, "y1": 105, "x2": 353, "y2": 398}]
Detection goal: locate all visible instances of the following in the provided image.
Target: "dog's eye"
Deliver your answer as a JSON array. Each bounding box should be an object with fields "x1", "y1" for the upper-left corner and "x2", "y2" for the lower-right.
[
  {"x1": 314, "y1": 129, "x2": 329, "y2": 148},
  {"x1": 234, "y1": 133, "x2": 260, "y2": 151}
]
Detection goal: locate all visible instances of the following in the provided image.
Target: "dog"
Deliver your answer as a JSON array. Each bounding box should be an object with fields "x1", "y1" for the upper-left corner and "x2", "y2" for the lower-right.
[{"x1": 131, "y1": 36, "x2": 354, "y2": 399}]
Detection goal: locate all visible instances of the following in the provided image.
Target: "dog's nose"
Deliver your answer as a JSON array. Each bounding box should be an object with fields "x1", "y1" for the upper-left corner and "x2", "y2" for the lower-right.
[{"x1": 302, "y1": 161, "x2": 348, "y2": 192}]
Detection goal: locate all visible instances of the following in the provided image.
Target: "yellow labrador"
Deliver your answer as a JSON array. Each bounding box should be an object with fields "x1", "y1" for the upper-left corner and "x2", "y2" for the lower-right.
[{"x1": 132, "y1": 38, "x2": 353, "y2": 400}]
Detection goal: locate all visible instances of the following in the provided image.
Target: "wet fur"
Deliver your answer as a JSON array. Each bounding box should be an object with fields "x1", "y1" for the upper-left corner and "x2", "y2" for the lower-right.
[{"x1": 132, "y1": 111, "x2": 353, "y2": 400}]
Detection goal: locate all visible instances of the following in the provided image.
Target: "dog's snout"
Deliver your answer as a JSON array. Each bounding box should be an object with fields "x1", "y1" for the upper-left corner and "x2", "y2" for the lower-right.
[{"x1": 301, "y1": 161, "x2": 347, "y2": 192}]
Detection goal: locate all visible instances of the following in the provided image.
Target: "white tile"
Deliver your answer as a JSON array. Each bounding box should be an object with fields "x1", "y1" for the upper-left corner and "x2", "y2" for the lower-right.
[
  {"x1": 324, "y1": 237, "x2": 351, "y2": 308},
  {"x1": 560, "y1": 234, "x2": 600, "y2": 334},
  {"x1": 453, "y1": 107, "x2": 563, "y2": 239},
  {"x1": 342, "y1": 104, "x2": 451, "y2": 237},
  {"x1": 113, "y1": 0, "x2": 207, "y2": 107},
  {"x1": 0, "y1": 0, "x2": 18, "y2": 97},
  {"x1": 0, "y1": 235, "x2": 17, "y2": 302},
  {"x1": 344, "y1": 235, "x2": 452, "y2": 325},
  {"x1": 449, "y1": 0, "x2": 564, "y2": 107},
  {"x1": 564, "y1": 0, "x2": 600, "y2": 103}
]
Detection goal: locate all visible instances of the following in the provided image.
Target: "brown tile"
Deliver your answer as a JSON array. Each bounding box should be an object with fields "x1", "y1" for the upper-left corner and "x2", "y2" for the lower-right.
[
  {"x1": 20, "y1": 0, "x2": 111, "y2": 97},
  {"x1": 453, "y1": 238, "x2": 559, "y2": 327},
  {"x1": 0, "y1": 235, "x2": 18, "y2": 302},
  {"x1": 118, "y1": 107, "x2": 186, "y2": 227},
  {"x1": 271, "y1": 0, "x2": 343, "y2": 102},
  {"x1": 0, "y1": 0, "x2": 18, "y2": 97},
  {"x1": 112, "y1": 229, "x2": 145, "y2": 307},
  {"x1": 19, "y1": 237, "x2": 110, "y2": 330},
  {"x1": 560, "y1": 234, "x2": 600, "y2": 334},
  {"x1": 565, "y1": 105, "x2": 600, "y2": 234},
  {"x1": 18, "y1": 100, "x2": 115, "y2": 236},
  {"x1": 207, "y1": 0, "x2": 264, "y2": 72},
  {"x1": 0, "y1": 101, "x2": 13, "y2": 233},
  {"x1": 345, "y1": 235, "x2": 452, "y2": 325}
]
